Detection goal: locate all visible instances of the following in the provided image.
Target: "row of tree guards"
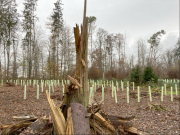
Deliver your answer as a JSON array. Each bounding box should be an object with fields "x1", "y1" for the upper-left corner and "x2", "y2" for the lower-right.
[
  {"x1": 1, "y1": 78, "x2": 180, "y2": 86},
  {"x1": 2, "y1": 78, "x2": 178, "y2": 102},
  {"x1": 88, "y1": 79, "x2": 179, "y2": 104}
]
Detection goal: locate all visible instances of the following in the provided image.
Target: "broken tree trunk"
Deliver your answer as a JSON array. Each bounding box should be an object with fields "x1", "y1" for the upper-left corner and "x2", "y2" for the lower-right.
[
  {"x1": 47, "y1": 1, "x2": 140, "y2": 134},
  {"x1": 55, "y1": 1, "x2": 91, "y2": 134},
  {"x1": 62, "y1": 0, "x2": 89, "y2": 120}
]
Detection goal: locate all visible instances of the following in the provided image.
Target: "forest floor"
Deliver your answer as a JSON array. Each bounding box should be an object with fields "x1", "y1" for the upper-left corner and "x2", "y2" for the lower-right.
[{"x1": 0, "y1": 84, "x2": 179, "y2": 134}]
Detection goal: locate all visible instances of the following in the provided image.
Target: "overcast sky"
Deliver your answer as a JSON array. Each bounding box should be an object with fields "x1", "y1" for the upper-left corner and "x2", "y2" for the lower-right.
[{"x1": 17, "y1": 0, "x2": 179, "y2": 57}]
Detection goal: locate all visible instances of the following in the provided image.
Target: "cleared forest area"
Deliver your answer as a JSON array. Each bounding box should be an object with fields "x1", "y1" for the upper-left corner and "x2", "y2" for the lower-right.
[{"x1": 0, "y1": 0, "x2": 179, "y2": 134}]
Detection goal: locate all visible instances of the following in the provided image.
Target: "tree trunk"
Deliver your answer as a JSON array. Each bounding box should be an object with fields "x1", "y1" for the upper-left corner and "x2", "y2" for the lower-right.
[
  {"x1": 6, "y1": 43, "x2": 10, "y2": 80},
  {"x1": 41, "y1": 51, "x2": 44, "y2": 79},
  {"x1": 0, "y1": 61, "x2": 2, "y2": 80},
  {"x1": 29, "y1": 29, "x2": 32, "y2": 79},
  {"x1": 62, "y1": 0, "x2": 89, "y2": 120},
  {"x1": 13, "y1": 41, "x2": 16, "y2": 80},
  {"x1": 57, "y1": 38, "x2": 59, "y2": 79}
]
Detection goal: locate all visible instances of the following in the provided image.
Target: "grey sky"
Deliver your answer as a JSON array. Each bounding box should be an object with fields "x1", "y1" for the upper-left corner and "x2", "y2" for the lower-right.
[{"x1": 17, "y1": 0, "x2": 179, "y2": 57}]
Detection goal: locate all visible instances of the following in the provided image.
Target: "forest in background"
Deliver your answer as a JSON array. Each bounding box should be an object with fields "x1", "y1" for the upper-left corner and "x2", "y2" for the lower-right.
[{"x1": 0, "y1": 0, "x2": 179, "y2": 81}]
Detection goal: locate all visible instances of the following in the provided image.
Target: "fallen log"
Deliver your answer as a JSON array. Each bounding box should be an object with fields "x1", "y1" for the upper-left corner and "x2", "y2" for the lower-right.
[
  {"x1": 70, "y1": 102, "x2": 91, "y2": 134},
  {"x1": 1, "y1": 116, "x2": 53, "y2": 135},
  {"x1": 19, "y1": 118, "x2": 48, "y2": 135},
  {"x1": 1, "y1": 118, "x2": 37, "y2": 135}
]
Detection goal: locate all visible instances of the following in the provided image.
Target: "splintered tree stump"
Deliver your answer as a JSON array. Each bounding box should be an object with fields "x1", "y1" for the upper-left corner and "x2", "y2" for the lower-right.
[{"x1": 70, "y1": 103, "x2": 91, "y2": 134}]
